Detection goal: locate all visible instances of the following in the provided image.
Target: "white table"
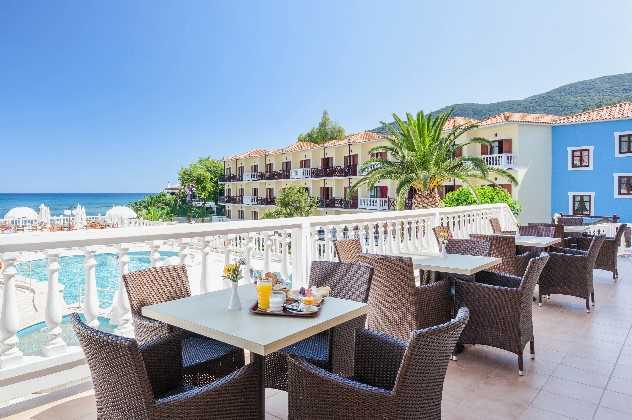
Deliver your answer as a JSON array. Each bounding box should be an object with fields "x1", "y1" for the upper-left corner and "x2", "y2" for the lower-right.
[
  {"x1": 400, "y1": 253, "x2": 501, "y2": 275},
  {"x1": 142, "y1": 284, "x2": 368, "y2": 419},
  {"x1": 564, "y1": 225, "x2": 589, "y2": 233},
  {"x1": 512, "y1": 235, "x2": 561, "y2": 248}
]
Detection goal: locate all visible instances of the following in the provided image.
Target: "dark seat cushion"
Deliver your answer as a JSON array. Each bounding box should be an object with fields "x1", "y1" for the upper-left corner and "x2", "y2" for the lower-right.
[
  {"x1": 182, "y1": 335, "x2": 240, "y2": 368},
  {"x1": 280, "y1": 331, "x2": 329, "y2": 366}
]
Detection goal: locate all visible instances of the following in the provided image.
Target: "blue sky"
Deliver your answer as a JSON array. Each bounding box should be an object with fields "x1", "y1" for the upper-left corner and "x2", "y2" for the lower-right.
[{"x1": 1, "y1": 0, "x2": 631, "y2": 193}]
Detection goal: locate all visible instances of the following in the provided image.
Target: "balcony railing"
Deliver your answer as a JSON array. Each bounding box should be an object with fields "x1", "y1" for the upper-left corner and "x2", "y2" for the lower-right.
[
  {"x1": 311, "y1": 165, "x2": 357, "y2": 178},
  {"x1": 290, "y1": 168, "x2": 311, "y2": 179},
  {"x1": 242, "y1": 195, "x2": 258, "y2": 205},
  {"x1": 358, "y1": 197, "x2": 390, "y2": 211},
  {"x1": 220, "y1": 174, "x2": 242, "y2": 183},
  {"x1": 317, "y1": 198, "x2": 358, "y2": 209},
  {"x1": 0, "y1": 204, "x2": 520, "y2": 409},
  {"x1": 219, "y1": 196, "x2": 243, "y2": 204},
  {"x1": 242, "y1": 172, "x2": 260, "y2": 181},
  {"x1": 359, "y1": 162, "x2": 381, "y2": 176},
  {"x1": 482, "y1": 153, "x2": 515, "y2": 169}
]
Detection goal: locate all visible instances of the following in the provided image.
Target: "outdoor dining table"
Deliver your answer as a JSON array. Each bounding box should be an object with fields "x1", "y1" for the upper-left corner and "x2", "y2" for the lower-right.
[
  {"x1": 564, "y1": 225, "x2": 590, "y2": 234},
  {"x1": 402, "y1": 253, "x2": 502, "y2": 275},
  {"x1": 491, "y1": 234, "x2": 561, "y2": 248},
  {"x1": 142, "y1": 283, "x2": 368, "y2": 419}
]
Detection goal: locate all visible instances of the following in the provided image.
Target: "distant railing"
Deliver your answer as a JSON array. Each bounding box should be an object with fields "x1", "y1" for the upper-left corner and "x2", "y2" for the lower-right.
[
  {"x1": 242, "y1": 172, "x2": 260, "y2": 181},
  {"x1": 358, "y1": 197, "x2": 390, "y2": 211},
  {"x1": 482, "y1": 153, "x2": 514, "y2": 169}
]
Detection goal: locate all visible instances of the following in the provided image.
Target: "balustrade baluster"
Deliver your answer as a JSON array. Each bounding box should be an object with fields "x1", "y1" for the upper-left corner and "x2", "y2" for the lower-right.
[
  {"x1": 263, "y1": 233, "x2": 271, "y2": 273},
  {"x1": 244, "y1": 235, "x2": 253, "y2": 283},
  {"x1": 0, "y1": 254, "x2": 23, "y2": 367},
  {"x1": 280, "y1": 232, "x2": 289, "y2": 280},
  {"x1": 200, "y1": 238, "x2": 212, "y2": 294},
  {"x1": 111, "y1": 245, "x2": 133, "y2": 337},
  {"x1": 83, "y1": 249, "x2": 99, "y2": 327},
  {"x1": 43, "y1": 252, "x2": 67, "y2": 356},
  {"x1": 177, "y1": 239, "x2": 188, "y2": 266},
  {"x1": 150, "y1": 242, "x2": 161, "y2": 267}
]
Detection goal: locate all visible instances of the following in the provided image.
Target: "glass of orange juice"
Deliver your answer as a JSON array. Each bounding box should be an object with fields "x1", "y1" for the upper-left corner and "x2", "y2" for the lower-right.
[{"x1": 256, "y1": 279, "x2": 273, "y2": 311}]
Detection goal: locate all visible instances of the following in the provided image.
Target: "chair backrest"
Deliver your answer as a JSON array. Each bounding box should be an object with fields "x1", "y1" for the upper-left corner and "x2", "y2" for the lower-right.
[
  {"x1": 470, "y1": 234, "x2": 521, "y2": 275},
  {"x1": 309, "y1": 260, "x2": 373, "y2": 303},
  {"x1": 586, "y1": 235, "x2": 606, "y2": 268},
  {"x1": 70, "y1": 313, "x2": 154, "y2": 419},
  {"x1": 123, "y1": 265, "x2": 191, "y2": 316},
  {"x1": 392, "y1": 307, "x2": 469, "y2": 418},
  {"x1": 432, "y1": 226, "x2": 453, "y2": 248},
  {"x1": 519, "y1": 225, "x2": 555, "y2": 237},
  {"x1": 445, "y1": 238, "x2": 490, "y2": 256},
  {"x1": 334, "y1": 239, "x2": 363, "y2": 263},
  {"x1": 614, "y1": 223, "x2": 628, "y2": 243},
  {"x1": 489, "y1": 217, "x2": 503, "y2": 234},
  {"x1": 351, "y1": 254, "x2": 417, "y2": 341},
  {"x1": 518, "y1": 253, "x2": 550, "y2": 297},
  {"x1": 557, "y1": 216, "x2": 583, "y2": 226},
  {"x1": 528, "y1": 223, "x2": 564, "y2": 238}
]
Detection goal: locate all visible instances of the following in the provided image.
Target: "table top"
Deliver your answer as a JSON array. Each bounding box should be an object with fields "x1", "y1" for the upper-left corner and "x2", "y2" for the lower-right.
[
  {"x1": 513, "y1": 235, "x2": 561, "y2": 247},
  {"x1": 400, "y1": 253, "x2": 501, "y2": 275},
  {"x1": 564, "y1": 225, "x2": 589, "y2": 233},
  {"x1": 142, "y1": 284, "x2": 368, "y2": 356}
]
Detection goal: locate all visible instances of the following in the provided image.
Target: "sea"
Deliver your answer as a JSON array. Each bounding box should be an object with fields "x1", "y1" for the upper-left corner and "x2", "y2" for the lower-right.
[{"x1": 0, "y1": 193, "x2": 153, "y2": 217}]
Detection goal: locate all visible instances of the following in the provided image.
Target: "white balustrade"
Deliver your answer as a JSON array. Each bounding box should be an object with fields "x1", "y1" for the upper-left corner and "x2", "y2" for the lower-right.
[
  {"x1": 290, "y1": 168, "x2": 311, "y2": 179},
  {"x1": 358, "y1": 197, "x2": 390, "y2": 211},
  {"x1": 0, "y1": 254, "x2": 23, "y2": 367},
  {"x1": 482, "y1": 153, "x2": 514, "y2": 169},
  {"x1": 83, "y1": 249, "x2": 99, "y2": 327},
  {"x1": 43, "y1": 252, "x2": 67, "y2": 357},
  {"x1": 242, "y1": 195, "x2": 257, "y2": 205},
  {"x1": 110, "y1": 245, "x2": 133, "y2": 337},
  {"x1": 242, "y1": 172, "x2": 260, "y2": 181},
  {"x1": 359, "y1": 162, "x2": 381, "y2": 175}
]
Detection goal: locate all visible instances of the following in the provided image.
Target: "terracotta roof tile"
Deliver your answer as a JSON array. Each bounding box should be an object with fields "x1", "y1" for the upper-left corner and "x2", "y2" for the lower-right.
[
  {"x1": 323, "y1": 131, "x2": 387, "y2": 147},
  {"x1": 225, "y1": 148, "x2": 268, "y2": 160},
  {"x1": 555, "y1": 101, "x2": 632, "y2": 124},
  {"x1": 479, "y1": 112, "x2": 559, "y2": 126},
  {"x1": 444, "y1": 116, "x2": 479, "y2": 130}
]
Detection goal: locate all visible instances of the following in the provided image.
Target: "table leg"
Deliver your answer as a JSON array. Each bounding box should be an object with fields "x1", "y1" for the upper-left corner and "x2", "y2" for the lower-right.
[{"x1": 252, "y1": 353, "x2": 265, "y2": 420}]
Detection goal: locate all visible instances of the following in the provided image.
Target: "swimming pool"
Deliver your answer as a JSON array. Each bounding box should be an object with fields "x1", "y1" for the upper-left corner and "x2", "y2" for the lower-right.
[{"x1": 17, "y1": 251, "x2": 177, "y2": 308}]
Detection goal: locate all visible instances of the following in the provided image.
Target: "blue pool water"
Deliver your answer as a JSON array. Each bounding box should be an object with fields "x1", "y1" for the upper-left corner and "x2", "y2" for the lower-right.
[{"x1": 17, "y1": 251, "x2": 176, "y2": 308}]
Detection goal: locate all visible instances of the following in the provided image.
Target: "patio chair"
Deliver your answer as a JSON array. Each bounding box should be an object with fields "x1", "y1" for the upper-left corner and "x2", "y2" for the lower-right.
[
  {"x1": 564, "y1": 224, "x2": 626, "y2": 279},
  {"x1": 333, "y1": 239, "x2": 363, "y2": 262},
  {"x1": 556, "y1": 216, "x2": 584, "y2": 226},
  {"x1": 287, "y1": 307, "x2": 470, "y2": 420},
  {"x1": 432, "y1": 225, "x2": 453, "y2": 249},
  {"x1": 123, "y1": 265, "x2": 245, "y2": 386},
  {"x1": 70, "y1": 313, "x2": 261, "y2": 420},
  {"x1": 264, "y1": 260, "x2": 373, "y2": 391},
  {"x1": 455, "y1": 254, "x2": 550, "y2": 375},
  {"x1": 518, "y1": 225, "x2": 556, "y2": 237},
  {"x1": 538, "y1": 236, "x2": 605, "y2": 312},
  {"x1": 489, "y1": 217, "x2": 516, "y2": 235},
  {"x1": 349, "y1": 254, "x2": 453, "y2": 340},
  {"x1": 445, "y1": 238, "x2": 490, "y2": 256},
  {"x1": 528, "y1": 223, "x2": 565, "y2": 239},
  {"x1": 470, "y1": 234, "x2": 536, "y2": 277}
]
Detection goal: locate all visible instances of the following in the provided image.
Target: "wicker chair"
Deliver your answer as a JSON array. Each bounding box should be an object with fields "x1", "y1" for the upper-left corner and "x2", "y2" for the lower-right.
[
  {"x1": 123, "y1": 265, "x2": 245, "y2": 386},
  {"x1": 528, "y1": 223, "x2": 565, "y2": 239},
  {"x1": 333, "y1": 239, "x2": 363, "y2": 263},
  {"x1": 538, "y1": 236, "x2": 605, "y2": 312},
  {"x1": 557, "y1": 216, "x2": 584, "y2": 226},
  {"x1": 518, "y1": 225, "x2": 556, "y2": 237},
  {"x1": 432, "y1": 225, "x2": 453, "y2": 248},
  {"x1": 70, "y1": 313, "x2": 261, "y2": 420},
  {"x1": 264, "y1": 261, "x2": 373, "y2": 391},
  {"x1": 455, "y1": 254, "x2": 550, "y2": 375},
  {"x1": 489, "y1": 217, "x2": 516, "y2": 235},
  {"x1": 564, "y1": 224, "x2": 626, "y2": 279},
  {"x1": 445, "y1": 238, "x2": 490, "y2": 256},
  {"x1": 348, "y1": 254, "x2": 454, "y2": 341},
  {"x1": 470, "y1": 234, "x2": 536, "y2": 277},
  {"x1": 287, "y1": 308, "x2": 470, "y2": 420}
]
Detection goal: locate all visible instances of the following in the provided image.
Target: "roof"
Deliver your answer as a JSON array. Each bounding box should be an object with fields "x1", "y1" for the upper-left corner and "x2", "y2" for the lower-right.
[
  {"x1": 225, "y1": 148, "x2": 268, "y2": 160},
  {"x1": 323, "y1": 131, "x2": 387, "y2": 147},
  {"x1": 554, "y1": 101, "x2": 632, "y2": 124},
  {"x1": 478, "y1": 112, "x2": 560, "y2": 126},
  {"x1": 444, "y1": 116, "x2": 479, "y2": 130}
]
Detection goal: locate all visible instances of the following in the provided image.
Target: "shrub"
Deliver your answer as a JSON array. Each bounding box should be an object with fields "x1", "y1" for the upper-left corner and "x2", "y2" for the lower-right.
[{"x1": 442, "y1": 185, "x2": 522, "y2": 215}]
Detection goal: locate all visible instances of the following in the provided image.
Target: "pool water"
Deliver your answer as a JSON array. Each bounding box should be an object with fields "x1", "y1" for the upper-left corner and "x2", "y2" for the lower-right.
[{"x1": 17, "y1": 251, "x2": 176, "y2": 309}]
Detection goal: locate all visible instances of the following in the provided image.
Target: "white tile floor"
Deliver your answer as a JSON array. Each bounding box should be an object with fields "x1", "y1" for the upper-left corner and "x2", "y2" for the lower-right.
[{"x1": 7, "y1": 256, "x2": 632, "y2": 420}]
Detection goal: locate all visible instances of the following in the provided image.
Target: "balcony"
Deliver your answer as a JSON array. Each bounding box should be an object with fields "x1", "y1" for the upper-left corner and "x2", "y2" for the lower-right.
[
  {"x1": 317, "y1": 198, "x2": 357, "y2": 209},
  {"x1": 358, "y1": 197, "x2": 390, "y2": 211},
  {"x1": 219, "y1": 174, "x2": 241, "y2": 183},
  {"x1": 482, "y1": 153, "x2": 515, "y2": 169},
  {"x1": 359, "y1": 162, "x2": 381, "y2": 176},
  {"x1": 242, "y1": 172, "x2": 260, "y2": 181},
  {"x1": 311, "y1": 165, "x2": 357, "y2": 178},
  {"x1": 242, "y1": 195, "x2": 258, "y2": 205},
  {"x1": 219, "y1": 196, "x2": 242, "y2": 204},
  {"x1": 290, "y1": 168, "x2": 311, "y2": 179}
]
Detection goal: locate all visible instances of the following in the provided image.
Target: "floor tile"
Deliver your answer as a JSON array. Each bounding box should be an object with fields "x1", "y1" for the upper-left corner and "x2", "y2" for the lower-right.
[
  {"x1": 599, "y1": 390, "x2": 632, "y2": 415},
  {"x1": 594, "y1": 406, "x2": 632, "y2": 420},
  {"x1": 542, "y1": 377, "x2": 604, "y2": 404},
  {"x1": 531, "y1": 390, "x2": 598, "y2": 420}
]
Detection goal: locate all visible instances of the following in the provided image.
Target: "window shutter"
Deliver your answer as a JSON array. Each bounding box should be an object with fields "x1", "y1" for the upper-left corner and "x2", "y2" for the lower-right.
[
  {"x1": 455, "y1": 146, "x2": 462, "y2": 158},
  {"x1": 481, "y1": 144, "x2": 489, "y2": 155},
  {"x1": 502, "y1": 139, "x2": 512, "y2": 153}
]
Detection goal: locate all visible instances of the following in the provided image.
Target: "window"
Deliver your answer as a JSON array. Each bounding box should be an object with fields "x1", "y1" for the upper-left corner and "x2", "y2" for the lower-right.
[
  {"x1": 344, "y1": 154, "x2": 358, "y2": 167},
  {"x1": 614, "y1": 173, "x2": 632, "y2": 198},
  {"x1": 568, "y1": 192, "x2": 594, "y2": 216},
  {"x1": 370, "y1": 151, "x2": 387, "y2": 160},
  {"x1": 226, "y1": 209, "x2": 231, "y2": 219},
  {"x1": 299, "y1": 159, "x2": 311, "y2": 169},
  {"x1": 266, "y1": 188, "x2": 274, "y2": 200},
  {"x1": 239, "y1": 187, "x2": 244, "y2": 197},
  {"x1": 252, "y1": 211, "x2": 258, "y2": 220},
  {"x1": 238, "y1": 209, "x2": 245, "y2": 220},
  {"x1": 567, "y1": 146, "x2": 594, "y2": 170},
  {"x1": 482, "y1": 139, "x2": 512, "y2": 155},
  {"x1": 281, "y1": 161, "x2": 291, "y2": 172},
  {"x1": 252, "y1": 187, "x2": 258, "y2": 197},
  {"x1": 321, "y1": 157, "x2": 333, "y2": 169},
  {"x1": 238, "y1": 165, "x2": 244, "y2": 177},
  {"x1": 251, "y1": 164, "x2": 258, "y2": 173},
  {"x1": 265, "y1": 163, "x2": 273, "y2": 173},
  {"x1": 615, "y1": 132, "x2": 632, "y2": 157}
]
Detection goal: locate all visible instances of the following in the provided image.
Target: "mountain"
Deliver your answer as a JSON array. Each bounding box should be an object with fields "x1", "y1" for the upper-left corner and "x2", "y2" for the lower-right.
[{"x1": 379, "y1": 73, "x2": 632, "y2": 126}]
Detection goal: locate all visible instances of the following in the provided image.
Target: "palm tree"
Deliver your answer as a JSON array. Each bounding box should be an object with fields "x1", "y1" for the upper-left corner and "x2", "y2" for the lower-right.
[{"x1": 353, "y1": 111, "x2": 518, "y2": 209}]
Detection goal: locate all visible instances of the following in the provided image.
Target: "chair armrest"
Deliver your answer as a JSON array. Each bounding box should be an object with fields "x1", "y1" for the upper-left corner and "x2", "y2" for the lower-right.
[
  {"x1": 287, "y1": 357, "x2": 392, "y2": 419},
  {"x1": 133, "y1": 314, "x2": 188, "y2": 344},
  {"x1": 140, "y1": 335, "x2": 183, "y2": 397},
  {"x1": 153, "y1": 363, "x2": 260, "y2": 417},
  {"x1": 456, "y1": 279, "x2": 521, "y2": 318},
  {"x1": 474, "y1": 271, "x2": 521, "y2": 288},
  {"x1": 353, "y1": 329, "x2": 407, "y2": 391},
  {"x1": 330, "y1": 316, "x2": 366, "y2": 377}
]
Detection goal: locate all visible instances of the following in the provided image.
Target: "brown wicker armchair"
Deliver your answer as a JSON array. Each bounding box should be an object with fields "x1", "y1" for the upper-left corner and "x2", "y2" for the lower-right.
[
  {"x1": 455, "y1": 254, "x2": 550, "y2": 375},
  {"x1": 528, "y1": 223, "x2": 564, "y2": 238},
  {"x1": 564, "y1": 224, "x2": 627, "y2": 279},
  {"x1": 557, "y1": 216, "x2": 584, "y2": 226},
  {"x1": 445, "y1": 238, "x2": 490, "y2": 256},
  {"x1": 538, "y1": 236, "x2": 605, "y2": 312},
  {"x1": 432, "y1": 225, "x2": 453, "y2": 248},
  {"x1": 264, "y1": 261, "x2": 373, "y2": 391},
  {"x1": 333, "y1": 239, "x2": 363, "y2": 262},
  {"x1": 489, "y1": 217, "x2": 516, "y2": 235},
  {"x1": 519, "y1": 225, "x2": 556, "y2": 237},
  {"x1": 70, "y1": 313, "x2": 261, "y2": 420},
  {"x1": 287, "y1": 308, "x2": 470, "y2": 420},
  {"x1": 470, "y1": 234, "x2": 536, "y2": 277},
  {"x1": 123, "y1": 265, "x2": 245, "y2": 386}
]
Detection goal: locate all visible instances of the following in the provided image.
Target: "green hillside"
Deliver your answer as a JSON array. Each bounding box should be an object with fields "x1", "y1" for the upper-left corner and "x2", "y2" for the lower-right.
[{"x1": 431, "y1": 72, "x2": 632, "y2": 120}]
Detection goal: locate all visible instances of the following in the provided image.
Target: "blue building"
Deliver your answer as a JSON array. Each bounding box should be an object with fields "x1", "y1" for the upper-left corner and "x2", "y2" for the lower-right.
[{"x1": 551, "y1": 102, "x2": 632, "y2": 222}]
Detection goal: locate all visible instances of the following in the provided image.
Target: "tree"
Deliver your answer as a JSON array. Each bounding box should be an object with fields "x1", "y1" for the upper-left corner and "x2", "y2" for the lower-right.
[
  {"x1": 353, "y1": 110, "x2": 518, "y2": 209},
  {"x1": 297, "y1": 110, "x2": 345, "y2": 144},
  {"x1": 263, "y1": 186, "x2": 318, "y2": 219},
  {"x1": 178, "y1": 157, "x2": 224, "y2": 204},
  {"x1": 442, "y1": 185, "x2": 522, "y2": 216},
  {"x1": 130, "y1": 192, "x2": 178, "y2": 221}
]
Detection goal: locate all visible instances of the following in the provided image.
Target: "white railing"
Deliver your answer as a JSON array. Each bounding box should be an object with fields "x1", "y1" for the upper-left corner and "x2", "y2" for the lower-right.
[
  {"x1": 482, "y1": 153, "x2": 514, "y2": 169},
  {"x1": 243, "y1": 172, "x2": 260, "y2": 181},
  {"x1": 290, "y1": 168, "x2": 311, "y2": 179},
  {"x1": 358, "y1": 197, "x2": 389, "y2": 211},
  {"x1": 0, "y1": 203, "x2": 517, "y2": 408},
  {"x1": 359, "y1": 162, "x2": 381, "y2": 176},
  {"x1": 242, "y1": 196, "x2": 258, "y2": 205}
]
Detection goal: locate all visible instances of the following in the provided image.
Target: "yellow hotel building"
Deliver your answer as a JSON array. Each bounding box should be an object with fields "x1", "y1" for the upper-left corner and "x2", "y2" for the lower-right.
[{"x1": 220, "y1": 113, "x2": 559, "y2": 223}]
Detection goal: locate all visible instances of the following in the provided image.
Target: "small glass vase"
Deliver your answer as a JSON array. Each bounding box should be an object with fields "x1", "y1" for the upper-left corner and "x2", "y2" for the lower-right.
[{"x1": 227, "y1": 282, "x2": 242, "y2": 311}]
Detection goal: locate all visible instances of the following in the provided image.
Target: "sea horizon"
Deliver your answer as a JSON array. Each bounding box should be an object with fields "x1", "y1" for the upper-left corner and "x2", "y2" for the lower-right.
[{"x1": 0, "y1": 192, "x2": 156, "y2": 217}]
